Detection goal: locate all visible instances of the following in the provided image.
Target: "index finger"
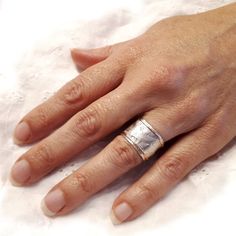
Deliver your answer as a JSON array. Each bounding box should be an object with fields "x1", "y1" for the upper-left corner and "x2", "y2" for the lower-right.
[{"x1": 13, "y1": 58, "x2": 125, "y2": 145}]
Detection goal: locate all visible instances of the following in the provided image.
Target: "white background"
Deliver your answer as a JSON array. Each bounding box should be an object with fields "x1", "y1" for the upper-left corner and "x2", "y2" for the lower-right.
[{"x1": 0, "y1": 1, "x2": 236, "y2": 236}]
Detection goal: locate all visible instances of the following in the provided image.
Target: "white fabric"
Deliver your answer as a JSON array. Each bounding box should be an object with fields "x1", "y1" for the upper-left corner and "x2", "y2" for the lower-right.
[{"x1": 0, "y1": 0, "x2": 236, "y2": 235}]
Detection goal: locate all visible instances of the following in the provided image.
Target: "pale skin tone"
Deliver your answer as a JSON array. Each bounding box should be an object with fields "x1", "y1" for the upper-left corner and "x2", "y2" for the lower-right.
[{"x1": 9, "y1": 3, "x2": 236, "y2": 224}]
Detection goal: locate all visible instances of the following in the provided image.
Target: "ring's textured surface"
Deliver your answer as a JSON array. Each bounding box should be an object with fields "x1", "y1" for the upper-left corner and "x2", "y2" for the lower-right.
[{"x1": 122, "y1": 118, "x2": 164, "y2": 161}]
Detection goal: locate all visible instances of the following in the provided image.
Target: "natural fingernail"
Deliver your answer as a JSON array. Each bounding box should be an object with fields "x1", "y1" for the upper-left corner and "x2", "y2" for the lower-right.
[
  {"x1": 71, "y1": 48, "x2": 91, "y2": 53},
  {"x1": 110, "y1": 202, "x2": 133, "y2": 225},
  {"x1": 14, "y1": 121, "x2": 31, "y2": 143},
  {"x1": 10, "y1": 159, "x2": 31, "y2": 186},
  {"x1": 41, "y1": 189, "x2": 65, "y2": 216}
]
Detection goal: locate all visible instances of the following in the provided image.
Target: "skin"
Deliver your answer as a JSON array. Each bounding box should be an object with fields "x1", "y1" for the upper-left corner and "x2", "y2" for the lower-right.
[{"x1": 9, "y1": 3, "x2": 236, "y2": 224}]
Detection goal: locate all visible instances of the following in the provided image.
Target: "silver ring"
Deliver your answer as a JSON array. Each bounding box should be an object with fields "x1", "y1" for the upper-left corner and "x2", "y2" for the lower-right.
[{"x1": 121, "y1": 118, "x2": 164, "y2": 161}]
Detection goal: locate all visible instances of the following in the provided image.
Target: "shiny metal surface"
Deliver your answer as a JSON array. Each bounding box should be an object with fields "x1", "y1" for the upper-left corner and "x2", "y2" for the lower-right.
[{"x1": 122, "y1": 118, "x2": 164, "y2": 161}]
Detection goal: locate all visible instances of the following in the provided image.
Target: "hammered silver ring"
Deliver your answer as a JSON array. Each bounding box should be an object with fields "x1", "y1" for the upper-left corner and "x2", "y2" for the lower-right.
[{"x1": 121, "y1": 118, "x2": 164, "y2": 161}]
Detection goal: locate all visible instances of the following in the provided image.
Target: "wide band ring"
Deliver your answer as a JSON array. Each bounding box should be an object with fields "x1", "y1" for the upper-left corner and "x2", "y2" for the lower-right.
[{"x1": 121, "y1": 118, "x2": 164, "y2": 161}]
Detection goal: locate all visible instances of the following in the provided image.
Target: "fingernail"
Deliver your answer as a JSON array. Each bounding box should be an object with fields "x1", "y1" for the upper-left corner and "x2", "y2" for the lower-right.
[
  {"x1": 14, "y1": 121, "x2": 31, "y2": 143},
  {"x1": 71, "y1": 48, "x2": 81, "y2": 53},
  {"x1": 110, "y1": 202, "x2": 133, "y2": 225},
  {"x1": 71, "y1": 48, "x2": 91, "y2": 53},
  {"x1": 10, "y1": 159, "x2": 31, "y2": 186},
  {"x1": 41, "y1": 189, "x2": 65, "y2": 216},
  {"x1": 70, "y1": 48, "x2": 85, "y2": 58}
]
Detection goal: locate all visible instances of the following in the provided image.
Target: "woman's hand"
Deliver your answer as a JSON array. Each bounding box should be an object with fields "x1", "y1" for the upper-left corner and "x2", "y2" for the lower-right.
[{"x1": 10, "y1": 3, "x2": 236, "y2": 224}]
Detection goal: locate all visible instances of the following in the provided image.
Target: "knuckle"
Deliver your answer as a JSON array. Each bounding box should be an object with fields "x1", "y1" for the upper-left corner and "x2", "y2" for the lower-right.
[
  {"x1": 71, "y1": 172, "x2": 94, "y2": 193},
  {"x1": 170, "y1": 93, "x2": 210, "y2": 134},
  {"x1": 62, "y1": 78, "x2": 85, "y2": 105},
  {"x1": 72, "y1": 105, "x2": 102, "y2": 138},
  {"x1": 35, "y1": 106, "x2": 50, "y2": 128},
  {"x1": 203, "y1": 114, "x2": 226, "y2": 140},
  {"x1": 198, "y1": 118, "x2": 227, "y2": 157},
  {"x1": 113, "y1": 40, "x2": 144, "y2": 67},
  {"x1": 107, "y1": 135, "x2": 141, "y2": 169},
  {"x1": 187, "y1": 92, "x2": 209, "y2": 116},
  {"x1": 111, "y1": 55, "x2": 129, "y2": 69},
  {"x1": 136, "y1": 183, "x2": 158, "y2": 202},
  {"x1": 124, "y1": 43, "x2": 143, "y2": 60},
  {"x1": 185, "y1": 99, "x2": 200, "y2": 116},
  {"x1": 32, "y1": 143, "x2": 55, "y2": 170},
  {"x1": 159, "y1": 156, "x2": 187, "y2": 182},
  {"x1": 144, "y1": 64, "x2": 183, "y2": 97},
  {"x1": 151, "y1": 65, "x2": 174, "y2": 87}
]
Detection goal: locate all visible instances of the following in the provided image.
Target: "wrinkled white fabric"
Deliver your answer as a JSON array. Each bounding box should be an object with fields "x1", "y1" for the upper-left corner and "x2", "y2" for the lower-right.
[{"x1": 0, "y1": 0, "x2": 236, "y2": 236}]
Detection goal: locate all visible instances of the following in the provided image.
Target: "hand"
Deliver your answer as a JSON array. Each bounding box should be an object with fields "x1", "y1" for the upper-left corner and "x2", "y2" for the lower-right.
[{"x1": 10, "y1": 3, "x2": 236, "y2": 224}]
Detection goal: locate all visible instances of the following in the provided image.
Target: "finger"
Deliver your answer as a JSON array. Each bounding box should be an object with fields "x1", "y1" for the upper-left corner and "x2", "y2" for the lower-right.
[
  {"x1": 13, "y1": 57, "x2": 125, "y2": 145},
  {"x1": 36, "y1": 85, "x2": 212, "y2": 215},
  {"x1": 70, "y1": 41, "x2": 127, "y2": 71},
  {"x1": 10, "y1": 85, "x2": 147, "y2": 186},
  {"x1": 110, "y1": 111, "x2": 234, "y2": 224},
  {"x1": 40, "y1": 134, "x2": 143, "y2": 216},
  {"x1": 38, "y1": 98, "x2": 207, "y2": 216},
  {"x1": 71, "y1": 46, "x2": 112, "y2": 71}
]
